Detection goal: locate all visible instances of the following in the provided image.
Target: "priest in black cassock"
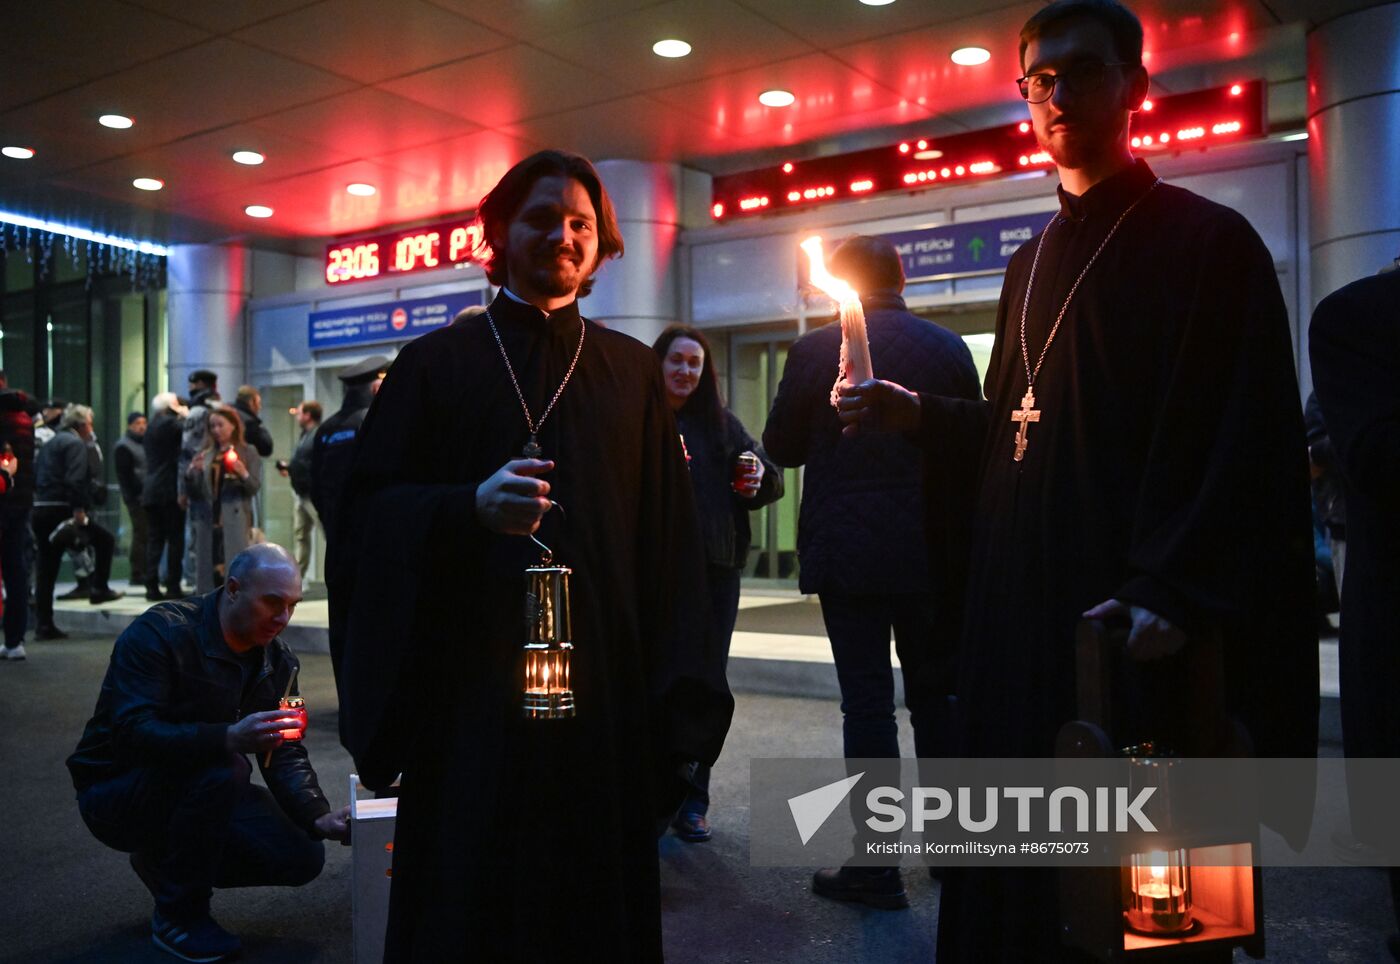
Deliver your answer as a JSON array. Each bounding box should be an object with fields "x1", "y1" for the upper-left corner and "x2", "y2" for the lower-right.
[
  {"x1": 334, "y1": 150, "x2": 733, "y2": 961},
  {"x1": 837, "y1": 1, "x2": 1317, "y2": 959}
]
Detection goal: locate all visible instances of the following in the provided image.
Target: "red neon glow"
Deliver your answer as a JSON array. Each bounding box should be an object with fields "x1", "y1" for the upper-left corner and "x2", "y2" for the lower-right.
[
  {"x1": 968, "y1": 160, "x2": 998, "y2": 174},
  {"x1": 1131, "y1": 136, "x2": 1141, "y2": 147},
  {"x1": 739, "y1": 195, "x2": 770, "y2": 210},
  {"x1": 954, "y1": 165, "x2": 965, "y2": 175},
  {"x1": 1177, "y1": 126, "x2": 1205, "y2": 140},
  {"x1": 898, "y1": 142, "x2": 910, "y2": 153},
  {"x1": 1019, "y1": 155, "x2": 1029, "y2": 166},
  {"x1": 325, "y1": 243, "x2": 381, "y2": 284},
  {"x1": 1212, "y1": 120, "x2": 1242, "y2": 135},
  {"x1": 788, "y1": 190, "x2": 801, "y2": 201},
  {"x1": 917, "y1": 139, "x2": 928, "y2": 150},
  {"x1": 1159, "y1": 132, "x2": 1170, "y2": 143},
  {"x1": 1229, "y1": 84, "x2": 1242, "y2": 96},
  {"x1": 850, "y1": 179, "x2": 875, "y2": 192},
  {"x1": 782, "y1": 162, "x2": 794, "y2": 173},
  {"x1": 940, "y1": 167, "x2": 951, "y2": 178},
  {"x1": 903, "y1": 173, "x2": 917, "y2": 184},
  {"x1": 394, "y1": 232, "x2": 441, "y2": 272},
  {"x1": 1027, "y1": 151, "x2": 1052, "y2": 164},
  {"x1": 712, "y1": 202, "x2": 724, "y2": 219},
  {"x1": 1142, "y1": 99, "x2": 1154, "y2": 111},
  {"x1": 1018, "y1": 121, "x2": 1031, "y2": 133},
  {"x1": 1142, "y1": 135, "x2": 1154, "y2": 146}
]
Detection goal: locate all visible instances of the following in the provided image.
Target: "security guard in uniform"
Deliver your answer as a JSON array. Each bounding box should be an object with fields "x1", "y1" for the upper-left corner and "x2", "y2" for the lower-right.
[{"x1": 311, "y1": 354, "x2": 388, "y2": 686}]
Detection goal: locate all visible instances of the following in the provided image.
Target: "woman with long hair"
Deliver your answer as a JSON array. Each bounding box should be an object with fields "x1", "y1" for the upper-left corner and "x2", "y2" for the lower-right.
[
  {"x1": 186, "y1": 405, "x2": 260, "y2": 592},
  {"x1": 653, "y1": 324, "x2": 783, "y2": 843}
]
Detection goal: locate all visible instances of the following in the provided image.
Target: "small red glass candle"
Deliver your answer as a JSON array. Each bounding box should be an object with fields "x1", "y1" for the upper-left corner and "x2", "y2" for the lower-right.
[
  {"x1": 222, "y1": 448, "x2": 239, "y2": 470},
  {"x1": 732, "y1": 452, "x2": 760, "y2": 492},
  {"x1": 278, "y1": 696, "x2": 307, "y2": 741}
]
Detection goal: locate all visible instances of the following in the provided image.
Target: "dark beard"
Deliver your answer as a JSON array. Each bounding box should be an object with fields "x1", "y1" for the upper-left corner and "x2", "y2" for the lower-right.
[{"x1": 528, "y1": 263, "x2": 583, "y2": 298}]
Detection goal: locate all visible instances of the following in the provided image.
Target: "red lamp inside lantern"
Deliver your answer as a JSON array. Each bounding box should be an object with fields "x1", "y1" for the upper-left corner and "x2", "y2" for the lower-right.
[{"x1": 278, "y1": 696, "x2": 306, "y2": 741}]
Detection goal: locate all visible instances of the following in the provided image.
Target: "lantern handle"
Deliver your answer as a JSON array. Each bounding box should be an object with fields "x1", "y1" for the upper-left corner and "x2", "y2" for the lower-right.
[{"x1": 528, "y1": 501, "x2": 565, "y2": 564}]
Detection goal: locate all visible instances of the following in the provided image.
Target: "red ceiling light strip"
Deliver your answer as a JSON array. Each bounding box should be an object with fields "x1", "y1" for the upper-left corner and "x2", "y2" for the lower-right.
[{"x1": 710, "y1": 80, "x2": 1265, "y2": 220}]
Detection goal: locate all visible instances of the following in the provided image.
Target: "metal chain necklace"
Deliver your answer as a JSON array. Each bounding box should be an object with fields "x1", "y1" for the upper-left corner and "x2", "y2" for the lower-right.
[
  {"x1": 483, "y1": 304, "x2": 586, "y2": 459},
  {"x1": 1010, "y1": 177, "x2": 1162, "y2": 462}
]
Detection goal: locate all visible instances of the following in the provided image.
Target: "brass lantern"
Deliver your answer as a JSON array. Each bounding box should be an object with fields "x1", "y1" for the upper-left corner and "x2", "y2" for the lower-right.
[{"x1": 522, "y1": 563, "x2": 574, "y2": 720}]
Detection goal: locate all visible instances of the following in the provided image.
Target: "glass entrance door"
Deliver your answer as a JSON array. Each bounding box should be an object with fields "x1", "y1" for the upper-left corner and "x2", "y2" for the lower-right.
[{"x1": 728, "y1": 331, "x2": 800, "y2": 584}]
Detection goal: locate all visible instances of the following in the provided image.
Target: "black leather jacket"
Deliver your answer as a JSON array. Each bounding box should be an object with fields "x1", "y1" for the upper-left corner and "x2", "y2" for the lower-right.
[{"x1": 67, "y1": 591, "x2": 331, "y2": 834}]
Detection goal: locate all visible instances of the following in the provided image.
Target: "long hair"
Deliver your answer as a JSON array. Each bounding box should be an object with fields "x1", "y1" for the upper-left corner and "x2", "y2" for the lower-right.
[
  {"x1": 476, "y1": 150, "x2": 624, "y2": 298},
  {"x1": 202, "y1": 404, "x2": 246, "y2": 452},
  {"x1": 653, "y1": 324, "x2": 725, "y2": 439}
]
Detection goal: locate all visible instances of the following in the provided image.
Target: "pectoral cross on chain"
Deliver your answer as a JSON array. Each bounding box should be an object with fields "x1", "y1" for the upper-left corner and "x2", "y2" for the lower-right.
[
  {"x1": 1011, "y1": 389, "x2": 1041, "y2": 462},
  {"x1": 522, "y1": 435, "x2": 542, "y2": 459}
]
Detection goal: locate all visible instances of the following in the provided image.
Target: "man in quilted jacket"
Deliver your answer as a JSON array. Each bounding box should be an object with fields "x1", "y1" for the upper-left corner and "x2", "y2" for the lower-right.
[{"x1": 762, "y1": 234, "x2": 981, "y2": 908}]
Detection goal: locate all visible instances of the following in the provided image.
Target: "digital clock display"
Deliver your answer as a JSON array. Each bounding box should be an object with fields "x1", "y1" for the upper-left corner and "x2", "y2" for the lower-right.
[{"x1": 324, "y1": 215, "x2": 486, "y2": 285}]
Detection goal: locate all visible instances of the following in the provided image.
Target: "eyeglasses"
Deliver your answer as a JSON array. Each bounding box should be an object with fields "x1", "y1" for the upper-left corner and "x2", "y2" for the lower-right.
[{"x1": 1016, "y1": 62, "x2": 1133, "y2": 104}]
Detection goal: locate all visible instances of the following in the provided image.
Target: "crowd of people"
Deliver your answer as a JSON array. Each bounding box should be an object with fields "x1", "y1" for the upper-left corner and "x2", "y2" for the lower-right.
[{"x1": 2, "y1": 0, "x2": 1396, "y2": 961}]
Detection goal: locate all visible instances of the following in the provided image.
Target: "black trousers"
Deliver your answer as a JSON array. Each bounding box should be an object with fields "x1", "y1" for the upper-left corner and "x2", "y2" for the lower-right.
[
  {"x1": 34, "y1": 505, "x2": 114, "y2": 627},
  {"x1": 124, "y1": 499, "x2": 149, "y2": 585},
  {"x1": 78, "y1": 754, "x2": 324, "y2": 922},
  {"x1": 679, "y1": 565, "x2": 743, "y2": 816},
  {"x1": 143, "y1": 501, "x2": 185, "y2": 594},
  {"x1": 0, "y1": 505, "x2": 31, "y2": 649}
]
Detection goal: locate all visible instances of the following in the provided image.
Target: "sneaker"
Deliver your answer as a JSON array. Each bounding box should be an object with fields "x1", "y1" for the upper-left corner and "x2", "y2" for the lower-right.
[
  {"x1": 89, "y1": 588, "x2": 124, "y2": 605},
  {"x1": 672, "y1": 811, "x2": 712, "y2": 843},
  {"x1": 1, "y1": 645, "x2": 26, "y2": 660},
  {"x1": 34, "y1": 625, "x2": 68, "y2": 641},
  {"x1": 151, "y1": 911, "x2": 241, "y2": 963},
  {"x1": 812, "y1": 866, "x2": 909, "y2": 910}
]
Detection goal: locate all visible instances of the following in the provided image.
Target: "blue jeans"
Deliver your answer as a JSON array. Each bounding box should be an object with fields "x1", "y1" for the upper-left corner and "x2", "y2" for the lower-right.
[
  {"x1": 0, "y1": 505, "x2": 30, "y2": 649},
  {"x1": 78, "y1": 754, "x2": 324, "y2": 922},
  {"x1": 818, "y1": 590, "x2": 955, "y2": 761}
]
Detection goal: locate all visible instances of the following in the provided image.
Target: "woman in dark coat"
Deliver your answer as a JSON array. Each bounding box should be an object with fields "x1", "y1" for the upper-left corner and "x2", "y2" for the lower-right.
[
  {"x1": 186, "y1": 405, "x2": 260, "y2": 592},
  {"x1": 653, "y1": 325, "x2": 783, "y2": 841}
]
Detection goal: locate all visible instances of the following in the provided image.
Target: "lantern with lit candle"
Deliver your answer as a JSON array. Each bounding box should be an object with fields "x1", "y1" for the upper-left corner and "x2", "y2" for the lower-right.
[
  {"x1": 1125, "y1": 849, "x2": 1193, "y2": 935},
  {"x1": 800, "y1": 236, "x2": 873, "y2": 405},
  {"x1": 523, "y1": 563, "x2": 574, "y2": 720}
]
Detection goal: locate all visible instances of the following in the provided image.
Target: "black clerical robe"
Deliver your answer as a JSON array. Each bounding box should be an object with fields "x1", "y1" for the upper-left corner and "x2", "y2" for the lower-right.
[
  {"x1": 918, "y1": 160, "x2": 1318, "y2": 960},
  {"x1": 336, "y1": 293, "x2": 733, "y2": 961}
]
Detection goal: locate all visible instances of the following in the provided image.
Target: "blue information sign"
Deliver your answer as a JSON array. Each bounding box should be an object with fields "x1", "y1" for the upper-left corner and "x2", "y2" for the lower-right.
[
  {"x1": 308, "y1": 289, "x2": 485, "y2": 350},
  {"x1": 876, "y1": 213, "x2": 1049, "y2": 281}
]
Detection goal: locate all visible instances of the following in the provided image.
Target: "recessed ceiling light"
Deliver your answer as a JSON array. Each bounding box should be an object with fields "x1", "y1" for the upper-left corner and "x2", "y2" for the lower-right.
[
  {"x1": 232, "y1": 150, "x2": 265, "y2": 166},
  {"x1": 859, "y1": 0, "x2": 897, "y2": 6},
  {"x1": 132, "y1": 177, "x2": 164, "y2": 191},
  {"x1": 759, "y1": 89, "x2": 795, "y2": 108},
  {"x1": 652, "y1": 39, "x2": 691, "y2": 58},
  {"x1": 1, "y1": 146, "x2": 35, "y2": 159},
  {"x1": 99, "y1": 114, "x2": 134, "y2": 129},
  {"x1": 950, "y1": 47, "x2": 991, "y2": 66},
  {"x1": 245, "y1": 205, "x2": 274, "y2": 218},
  {"x1": 1282, "y1": 131, "x2": 1309, "y2": 142},
  {"x1": 346, "y1": 182, "x2": 377, "y2": 197}
]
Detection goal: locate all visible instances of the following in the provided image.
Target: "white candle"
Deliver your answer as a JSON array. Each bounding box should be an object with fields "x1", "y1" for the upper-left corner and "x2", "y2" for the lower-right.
[{"x1": 800, "y1": 236, "x2": 873, "y2": 407}]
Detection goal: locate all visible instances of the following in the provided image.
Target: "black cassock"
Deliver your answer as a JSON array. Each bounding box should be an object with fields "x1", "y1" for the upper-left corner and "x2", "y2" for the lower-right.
[
  {"x1": 335, "y1": 293, "x2": 733, "y2": 961},
  {"x1": 917, "y1": 160, "x2": 1318, "y2": 960}
]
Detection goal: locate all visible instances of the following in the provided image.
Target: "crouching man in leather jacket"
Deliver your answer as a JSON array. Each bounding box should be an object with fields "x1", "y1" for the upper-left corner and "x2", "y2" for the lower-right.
[{"x1": 67, "y1": 543, "x2": 350, "y2": 964}]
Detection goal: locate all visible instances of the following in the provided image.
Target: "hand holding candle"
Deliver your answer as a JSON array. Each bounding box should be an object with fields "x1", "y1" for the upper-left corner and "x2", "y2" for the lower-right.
[
  {"x1": 801, "y1": 236, "x2": 873, "y2": 407},
  {"x1": 732, "y1": 451, "x2": 763, "y2": 496}
]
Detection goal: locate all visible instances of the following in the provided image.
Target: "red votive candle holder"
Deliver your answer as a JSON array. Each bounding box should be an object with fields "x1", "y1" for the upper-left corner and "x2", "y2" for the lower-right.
[{"x1": 278, "y1": 696, "x2": 306, "y2": 741}]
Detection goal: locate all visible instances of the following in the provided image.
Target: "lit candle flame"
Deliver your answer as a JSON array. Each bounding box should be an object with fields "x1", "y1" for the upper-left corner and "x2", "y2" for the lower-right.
[
  {"x1": 800, "y1": 236, "x2": 857, "y2": 303},
  {"x1": 542, "y1": 663, "x2": 551, "y2": 685},
  {"x1": 801, "y1": 235, "x2": 874, "y2": 400}
]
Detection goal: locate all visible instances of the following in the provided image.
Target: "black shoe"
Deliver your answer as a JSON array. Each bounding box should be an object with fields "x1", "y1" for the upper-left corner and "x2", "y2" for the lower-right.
[
  {"x1": 34, "y1": 625, "x2": 69, "y2": 641},
  {"x1": 165, "y1": 588, "x2": 190, "y2": 601},
  {"x1": 56, "y1": 582, "x2": 92, "y2": 601},
  {"x1": 151, "y1": 911, "x2": 241, "y2": 963},
  {"x1": 812, "y1": 866, "x2": 909, "y2": 910},
  {"x1": 146, "y1": 587, "x2": 165, "y2": 602},
  {"x1": 672, "y1": 811, "x2": 712, "y2": 843},
  {"x1": 89, "y1": 588, "x2": 124, "y2": 605}
]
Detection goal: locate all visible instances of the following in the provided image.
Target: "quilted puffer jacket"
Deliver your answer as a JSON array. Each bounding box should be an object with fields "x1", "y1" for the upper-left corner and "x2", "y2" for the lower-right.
[{"x1": 762, "y1": 292, "x2": 981, "y2": 595}]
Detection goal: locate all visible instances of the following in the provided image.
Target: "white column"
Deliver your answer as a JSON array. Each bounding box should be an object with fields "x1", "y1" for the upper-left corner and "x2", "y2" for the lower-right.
[
  {"x1": 585, "y1": 160, "x2": 684, "y2": 347},
  {"x1": 166, "y1": 244, "x2": 250, "y2": 393},
  {"x1": 1307, "y1": 3, "x2": 1400, "y2": 306}
]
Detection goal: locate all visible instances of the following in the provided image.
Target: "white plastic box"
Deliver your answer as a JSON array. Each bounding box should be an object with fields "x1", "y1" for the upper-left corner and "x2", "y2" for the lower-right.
[{"x1": 349, "y1": 774, "x2": 398, "y2": 964}]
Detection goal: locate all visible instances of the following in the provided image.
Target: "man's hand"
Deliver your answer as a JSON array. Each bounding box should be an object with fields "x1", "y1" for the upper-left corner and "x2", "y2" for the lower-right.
[
  {"x1": 314, "y1": 805, "x2": 352, "y2": 844},
  {"x1": 0, "y1": 451, "x2": 17, "y2": 477},
  {"x1": 226, "y1": 709, "x2": 298, "y2": 754},
  {"x1": 835, "y1": 379, "x2": 921, "y2": 437},
  {"x1": 1082, "y1": 599, "x2": 1186, "y2": 661},
  {"x1": 475, "y1": 459, "x2": 555, "y2": 535}
]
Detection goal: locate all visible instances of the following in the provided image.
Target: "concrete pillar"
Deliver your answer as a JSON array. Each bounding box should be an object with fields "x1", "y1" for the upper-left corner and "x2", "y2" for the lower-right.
[
  {"x1": 1307, "y1": 3, "x2": 1400, "y2": 307},
  {"x1": 166, "y1": 243, "x2": 250, "y2": 395},
  {"x1": 585, "y1": 160, "x2": 682, "y2": 346}
]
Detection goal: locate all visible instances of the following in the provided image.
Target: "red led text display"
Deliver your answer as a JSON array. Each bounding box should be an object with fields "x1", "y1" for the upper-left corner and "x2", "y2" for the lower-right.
[
  {"x1": 711, "y1": 81, "x2": 1265, "y2": 221},
  {"x1": 325, "y1": 215, "x2": 485, "y2": 285}
]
